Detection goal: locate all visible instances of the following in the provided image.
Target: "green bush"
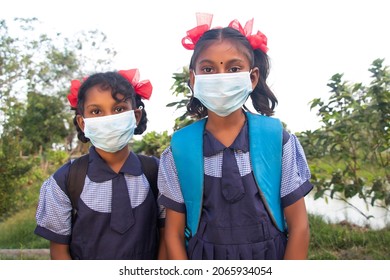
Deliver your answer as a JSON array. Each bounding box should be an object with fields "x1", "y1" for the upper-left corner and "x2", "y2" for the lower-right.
[{"x1": 0, "y1": 206, "x2": 49, "y2": 249}]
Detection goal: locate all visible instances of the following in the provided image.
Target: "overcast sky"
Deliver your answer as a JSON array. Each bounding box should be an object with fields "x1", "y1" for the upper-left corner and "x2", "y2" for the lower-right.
[{"x1": 2, "y1": 0, "x2": 389, "y2": 134}]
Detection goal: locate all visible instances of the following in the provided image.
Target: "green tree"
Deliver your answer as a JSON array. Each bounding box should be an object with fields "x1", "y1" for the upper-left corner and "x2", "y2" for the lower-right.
[
  {"x1": 300, "y1": 59, "x2": 389, "y2": 215},
  {"x1": 132, "y1": 131, "x2": 171, "y2": 157},
  {"x1": 0, "y1": 17, "x2": 116, "y2": 218},
  {"x1": 133, "y1": 67, "x2": 194, "y2": 156},
  {"x1": 0, "y1": 136, "x2": 33, "y2": 220},
  {"x1": 166, "y1": 66, "x2": 197, "y2": 130},
  {"x1": 1, "y1": 18, "x2": 116, "y2": 154},
  {"x1": 20, "y1": 92, "x2": 70, "y2": 154}
]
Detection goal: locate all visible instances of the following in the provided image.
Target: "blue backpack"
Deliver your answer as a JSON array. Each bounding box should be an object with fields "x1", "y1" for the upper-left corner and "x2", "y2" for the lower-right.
[{"x1": 171, "y1": 112, "x2": 285, "y2": 239}]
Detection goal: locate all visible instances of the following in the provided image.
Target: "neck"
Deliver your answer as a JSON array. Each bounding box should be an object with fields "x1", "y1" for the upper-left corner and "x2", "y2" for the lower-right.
[
  {"x1": 206, "y1": 110, "x2": 246, "y2": 147},
  {"x1": 206, "y1": 109, "x2": 246, "y2": 130},
  {"x1": 95, "y1": 146, "x2": 130, "y2": 173}
]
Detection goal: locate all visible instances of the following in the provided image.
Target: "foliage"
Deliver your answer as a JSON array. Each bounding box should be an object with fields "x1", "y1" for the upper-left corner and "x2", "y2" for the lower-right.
[
  {"x1": 132, "y1": 67, "x2": 194, "y2": 156},
  {"x1": 166, "y1": 66, "x2": 197, "y2": 131},
  {"x1": 0, "y1": 206, "x2": 49, "y2": 250},
  {"x1": 1, "y1": 17, "x2": 116, "y2": 154},
  {"x1": 0, "y1": 17, "x2": 115, "y2": 218},
  {"x1": 0, "y1": 136, "x2": 33, "y2": 220},
  {"x1": 0, "y1": 144, "x2": 68, "y2": 220},
  {"x1": 308, "y1": 214, "x2": 390, "y2": 260},
  {"x1": 43, "y1": 149, "x2": 69, "y2": 171},
  {"x1": 299, "y1": 59, "x2": 390, "y2": 214},
  {"x1": 132, "y1": 131, "x2": 171, "y2": 157},
  {"x1": 19, "y1": 92, "x2": 70, "y2": 154}
]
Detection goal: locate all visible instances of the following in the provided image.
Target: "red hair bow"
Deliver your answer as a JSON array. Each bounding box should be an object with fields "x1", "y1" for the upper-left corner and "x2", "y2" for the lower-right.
[
  {"x1": 118, "y1": 69, "x2": 153, "y2": 100},
  {"x1": 228, "y1": 18, "x2": 268, "y2": 53},
  {"x1": 66, "y1": 69, "x2": 152, "y2": 109},
  {"x1": 182, "y1": 13, "x2": 268, "y2": 53},
  {"x1": 67, "y1": 79, "x2": 81, "y2": 109},
  {"x1": 181, "y1": 13, "x2": 213, "y2": 50}
]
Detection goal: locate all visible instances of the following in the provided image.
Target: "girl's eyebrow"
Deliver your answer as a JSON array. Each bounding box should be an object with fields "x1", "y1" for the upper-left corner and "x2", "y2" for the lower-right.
[
  {"x1": 198, "y1": 59, "x2": 216, "y2": 65},
  {"x1": 85, "y1": 104, "x2": 99, "y2": 109},
  {"x1": 198, "y1": 58, "x2": 245, "y2": 65},
  {"x1": 115, "y1": 98, "x2": 131, "y2": 106}
]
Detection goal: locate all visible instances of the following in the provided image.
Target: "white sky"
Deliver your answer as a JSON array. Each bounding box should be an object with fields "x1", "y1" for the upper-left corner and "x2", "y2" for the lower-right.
[{"x1": 2, "y1": 0, "x2": 390, "y2": 134}]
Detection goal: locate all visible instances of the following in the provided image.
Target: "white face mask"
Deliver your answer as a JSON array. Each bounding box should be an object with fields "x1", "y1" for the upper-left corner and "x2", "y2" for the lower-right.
[
  {"x1": 83, "y1": 110, "x2": 137, "y2": 153},
  {"x1": 193, "y1": 71, "x2": 253, "y2": 117}
]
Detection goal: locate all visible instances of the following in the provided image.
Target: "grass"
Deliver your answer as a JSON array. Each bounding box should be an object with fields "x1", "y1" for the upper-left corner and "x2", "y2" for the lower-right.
[
  {"x1": 0, "y1": 207, "x2": 389, "y2": 260},
  {"x1": 0, "y1": 206, "x2": 49, "y2": 250},
  {"x1": 308, "y1": 214, "x2": 390, "y2": 259}
]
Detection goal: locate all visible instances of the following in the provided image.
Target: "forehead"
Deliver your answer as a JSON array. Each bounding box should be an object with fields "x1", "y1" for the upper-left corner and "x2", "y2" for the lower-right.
[
  {"x1": 195, "y1": 40, "x2": 252, "y2": 65},
  {"x1": 84, "y1": 85, "x2": 126, "y2": 104},
  {"x1": 84, "y1": 85, "x2": 111, "y2": 101}
]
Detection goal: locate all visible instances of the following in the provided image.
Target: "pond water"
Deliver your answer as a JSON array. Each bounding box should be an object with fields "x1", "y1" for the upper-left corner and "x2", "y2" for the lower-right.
[{"x1": 305, "y1": 193, "x2": 390, "y2": 230}]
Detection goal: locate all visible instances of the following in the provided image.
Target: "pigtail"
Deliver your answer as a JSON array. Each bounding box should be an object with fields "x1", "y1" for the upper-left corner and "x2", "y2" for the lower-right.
[
  {"x1": 187, "y1": 95, "x2": 208, "y2": 119},
  {"x1": 250, "y1": 49, "x2": 278, "y2": 116},
  {"x1": 134, "y1": 95, "x2": 147, "y2": 135},
  {"x1": 72, "y1": 112, "x2": 90, "y2": 143}
]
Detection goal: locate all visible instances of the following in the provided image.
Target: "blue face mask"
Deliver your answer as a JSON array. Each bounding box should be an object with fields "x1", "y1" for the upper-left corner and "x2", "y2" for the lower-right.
[
  {"x1": 193, "y1": 71, "x2": 253, "y2": 117},
  {"x1": 83, "y1": 110, "x2": 137, "y2": 153}
]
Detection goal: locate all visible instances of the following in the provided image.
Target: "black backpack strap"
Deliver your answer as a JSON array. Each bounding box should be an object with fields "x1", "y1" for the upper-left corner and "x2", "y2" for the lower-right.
[
  {"x1": 137, "y1": 154, "x2": 159, "y2": 200},
  {"x1": 66, "y1": 154, "x2": 89, "y2": 213}
]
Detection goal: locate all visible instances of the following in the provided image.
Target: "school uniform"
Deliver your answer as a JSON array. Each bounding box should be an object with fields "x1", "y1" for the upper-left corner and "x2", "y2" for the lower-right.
[
  {"x1": 35, "y1": 147, "x2": 165, "y2": 260},
  {"x1": 158, "y1": 120, "x2": 312, "y2": 260}
]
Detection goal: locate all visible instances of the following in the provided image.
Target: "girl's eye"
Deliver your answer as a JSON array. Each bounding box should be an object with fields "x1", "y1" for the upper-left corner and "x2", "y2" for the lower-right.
[
  {"x1": 201, "y1": 67, "x2": 213, "y2": 73},
  {"x1": 114, "y1": 106, "x2": 125, "y2": 113},
  {"x1": 91, "y1": 109, "x2": 100, "y2": 115},
  {"x1": 229, "y1": 66, "x2": 241, "y2": 73}
]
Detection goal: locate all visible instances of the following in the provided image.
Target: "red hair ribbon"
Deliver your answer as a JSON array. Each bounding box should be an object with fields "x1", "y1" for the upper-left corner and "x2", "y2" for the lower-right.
[
  {"x1": 181, "y1": 13, "x2": 213, "y2": 50},
  {"x1": 66, "y1": 69, "x2": 152, "y2": 109},
  {"x1": 118, "y1": 69, "x2": 153, "y2": 100},
  {"x1": 182, "y1": 13, "x2": 268, "y2": 53},
  {"x1": 228, "y1": 18, "x2": 268, "y2": 53},
  {"x1": 67, "y1": 79, "x2": 81, "y2": 109}
]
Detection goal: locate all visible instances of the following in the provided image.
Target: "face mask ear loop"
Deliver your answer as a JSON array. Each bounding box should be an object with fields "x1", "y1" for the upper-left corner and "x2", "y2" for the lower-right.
[
  {"x1": 191, "y1": 69, "x2": 198, "y2": 77},
  {"x1": 244, "y1": 70, "x2": 254, "y2": 114},
  {"x1": 189, "y1": 69, "x2": 196, "y2": 93}
]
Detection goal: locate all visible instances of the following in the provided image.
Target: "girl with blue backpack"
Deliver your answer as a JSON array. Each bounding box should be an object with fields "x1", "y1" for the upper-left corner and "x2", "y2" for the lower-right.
[{"x1": 158, "y1": 14, "x2": 313, "y2": 260}]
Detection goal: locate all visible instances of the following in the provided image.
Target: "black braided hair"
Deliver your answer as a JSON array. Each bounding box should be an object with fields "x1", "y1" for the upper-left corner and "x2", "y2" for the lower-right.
[{"x1": 186, "y1": 27, "x2": 278, "y2": 119}]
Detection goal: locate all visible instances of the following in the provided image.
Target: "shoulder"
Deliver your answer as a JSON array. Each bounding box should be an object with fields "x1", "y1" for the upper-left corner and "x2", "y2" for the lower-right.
[
  {"x1": 52, "y1": 160, "x2": 73, "y2": 193},
  {"x1": 172, "y1": 119, "x2": 206, "y2": 139},
  {"x1": 281, "y1": 132, "x2": 310, "y2": 171},
  {"x1": 171, "y1": 120, "x2": 206, "y2": 156},
  {"x1": 245, "y1": 112, "x2": 282, "y2": 127},
  {"x1": 282, "y1": 129, "x2": 290, "y2": 145},
  {"x1": 283, "y1": 132, "x2": 303, "y2": 149},
  {"x1": 159, "y1": 147, "x2": 177, "y2": 172},
  {"x1": 136, "y1": 153, "x2": 159, "y2": 167},
  {"x1": 159, "y1": 146, "x2": 174, "y2": 164}
]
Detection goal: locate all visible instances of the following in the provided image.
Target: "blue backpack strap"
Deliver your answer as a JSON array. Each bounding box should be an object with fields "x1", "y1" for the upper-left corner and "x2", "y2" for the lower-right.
[
  {"x1": 246, "y1": 112, "x2": 285, "y2": 231},
  {"x1": 171, "y1": 119, "x2": 206, "y2": 238}
]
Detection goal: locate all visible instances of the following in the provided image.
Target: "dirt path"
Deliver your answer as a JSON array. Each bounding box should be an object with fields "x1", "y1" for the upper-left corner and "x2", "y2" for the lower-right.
[{"x1": 0, "y1": 249, "x2": 49, "y2": 259}]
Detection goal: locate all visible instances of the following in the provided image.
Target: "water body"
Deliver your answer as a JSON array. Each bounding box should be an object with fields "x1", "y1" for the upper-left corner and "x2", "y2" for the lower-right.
[{"x1": 305, "y1": 193, "x2": 390, "y2": 230}]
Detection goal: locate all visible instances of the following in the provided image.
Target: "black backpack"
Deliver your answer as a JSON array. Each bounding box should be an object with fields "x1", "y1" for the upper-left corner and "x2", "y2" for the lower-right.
[{"x1": 66, "y1": 153, "x2": 158, "y2": 219}]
